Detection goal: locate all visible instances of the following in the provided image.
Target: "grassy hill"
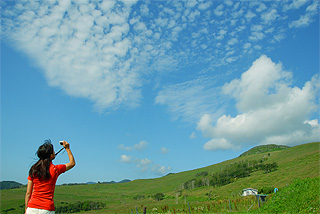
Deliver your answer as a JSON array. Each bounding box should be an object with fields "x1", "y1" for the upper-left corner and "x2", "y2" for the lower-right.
[
  {"x1": 238, "y1": 144, "x2": 289, "y2": 157},
  {"x1": 0, "y1": 181, "x2": 23, "y2": 190},
  {"x1": 1, "y1": 142, "x2": 319, "y2": 213}
]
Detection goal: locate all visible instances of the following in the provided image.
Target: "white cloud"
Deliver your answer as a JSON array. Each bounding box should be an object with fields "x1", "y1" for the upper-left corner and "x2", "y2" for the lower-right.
[
  {"x1": 254, "y1": 45, "x2": 261, "y2": 50},
  {"x1": 245, "y1": 10, "x2": 256, "y2": 20},
  {"x1": 289, "y1": 14, "x2": 311, "y2": 28},
  {"x1": 231, "y1": 7, "x2": 244, "y2": 18},
  {"x1": 215, "y1": 29, "x2": 227, "y2": 40},
  {"x1": 203, "y1": 138, "x2": 237, "y2": 151},
  {"x1": 118, "y1": 141, "x2": 148, "y2": 151},
  {"x1": 140, "y1": 4, "x2": 149, "y2": 16},
  {"x1": 137, "y1": 158, "x2": 153, "y2": 172},
  {"x1": 134, "y1": 141, "x2": 148, "y2": 151},
  {"x1": 283, "y1": 0, "x2": 309, "y2": 11},
  {"x1": 306, "y1": 0, "x2": 319, "y2": 13},
  {"x1": 2, "y1": 0, "x2": 318, "y2": 116},
  {"x1": 121, "y1": 0, "x2": 139, "y2": 8},
  {"x1": 226, "y1": 56, "x2": 237, "y2": 63},
  {"x1": 100, "y1": 0, "x2": 115, "y2": 12},
  {"x1": 120, "y1": 155, "x2": 132, "y2": 163},
  {"x1": 214, "y1": 4, "x2": 224, "y2": 16},
  {"x1": 222, "y1": 55, "x2": 292, "y2": 112},
  {"x1": 261, "y1": 9, "x2": 279, "y2": 24},
  {"x1": 198, "y1": 1, "x2": 212, "y2": 10},
  {"x1": 224, "y1": 0, "x2": 233, "y2": 7},
  {"x1": 186, "y1": 0, "x2": 198, "y2": 8},
  {"x1": 188, "y1": 10, "x2": 200, "y2": 22},
  {"x1": 119, "y1": 141, "x2": 171, "y2": 175},
  {"x1": 190, "y1": 132, "x2": 196, "y2": 139},
  {"x1": 118, "y1": 144, "x2": 131, "y2": 151},
  {"x1": 152, "y1": 164, "x2": 171, "y2": 175},
  {"x1": 198, "y1": 55, "x2": 320, "y2": 150},
  {"x1": 256, "y1": 3, "x2": 267, "y2": 13},
  {"x1": 249, "y1": 30, "x2": 265, "y2": 41},
  {"x1": 161, "y1": 147, "x2": 169, "y2": 154},
  {"x1": 243, "y1": 43, "x2": 251, "y2": 49},
  {"x1": 120, "y1": 155, "x2": 171, "y2": 175},
  {"x1": 289, "y1": 1, "x2": 318, "y2": 28},
  {"x1": 251, "y1": 25, "x2": 263, "y2": 32},
  {"x1": 262, "y1": 123, "x2": 320, "y2": 146},
  {"x1": 197, "y1": 114, "x2": 214, "y2": 138},
  {"x1": 2, "y1": 1, "x2": 142, "y2": 112},
  {"x1": 227, "y1": 38, "x2": 238, "y2": 46}
]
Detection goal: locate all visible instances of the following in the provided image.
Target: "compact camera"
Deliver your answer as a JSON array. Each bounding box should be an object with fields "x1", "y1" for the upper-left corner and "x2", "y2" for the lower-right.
[{"x1": 55, "y1": 141, "x2": 65, "y2": 156}]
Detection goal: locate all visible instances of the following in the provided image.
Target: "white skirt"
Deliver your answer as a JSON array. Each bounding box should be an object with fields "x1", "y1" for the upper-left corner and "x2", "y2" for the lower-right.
[{"x1": 26, "y1": 207, "x2": 55, "y2": 214}]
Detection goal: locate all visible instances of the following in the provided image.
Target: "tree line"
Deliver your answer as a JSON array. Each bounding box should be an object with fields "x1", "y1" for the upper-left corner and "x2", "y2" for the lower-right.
[{"x1": 182, "y1": 159, "x2": 278, "y2": 190}]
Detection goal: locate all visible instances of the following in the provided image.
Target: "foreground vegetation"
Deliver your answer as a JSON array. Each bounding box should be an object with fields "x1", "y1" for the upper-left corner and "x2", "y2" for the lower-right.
[
  {"x1": 260, "y1": 177, "x2": 320, "y2": 213},
  {"x1": 1, "y1": 142, "x2": 319, "y2": 213}
]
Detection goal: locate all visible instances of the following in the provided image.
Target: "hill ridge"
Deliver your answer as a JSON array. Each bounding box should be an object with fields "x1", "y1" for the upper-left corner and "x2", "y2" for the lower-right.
[
  {"x1": 0, "y1": 181, "x2": 23, "y2": 190},
  {"x1": 239, "y1": 144, "x2": 290, "y2": 157}
]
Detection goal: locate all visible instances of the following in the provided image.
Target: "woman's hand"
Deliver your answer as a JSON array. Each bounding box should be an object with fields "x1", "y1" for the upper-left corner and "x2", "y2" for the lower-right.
[{"x1": 61, "y1": 141, "x2": 70, "y2": 149}]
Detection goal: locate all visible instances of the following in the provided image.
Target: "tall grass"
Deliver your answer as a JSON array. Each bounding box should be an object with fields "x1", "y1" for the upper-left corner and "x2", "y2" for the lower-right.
[{"x1": 260, "y1": 177, "x2": 320, "y2": 213}]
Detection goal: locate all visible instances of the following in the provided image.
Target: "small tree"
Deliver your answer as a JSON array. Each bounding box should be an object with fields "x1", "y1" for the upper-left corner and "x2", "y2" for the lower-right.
[
  {"x1": 262, "y1": 162, "x2": 278, "y2": 173},
  {"x1": 153, "y1": 193, "x2": 165, "y2": 201}
]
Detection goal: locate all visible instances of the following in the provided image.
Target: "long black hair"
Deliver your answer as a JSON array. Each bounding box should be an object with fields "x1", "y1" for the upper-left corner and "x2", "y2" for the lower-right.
[{"x1": 29, "y1": 140, "x2": 54, "y2": 180}]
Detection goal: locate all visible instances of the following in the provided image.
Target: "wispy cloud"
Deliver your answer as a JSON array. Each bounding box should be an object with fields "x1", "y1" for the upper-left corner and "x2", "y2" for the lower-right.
[
  {"x1": 289, "y1": 1, "x2": 319, "y2": 28},
  {"x1": 119, "y1": 140, "x2": 170, "y2": 175},
  {"x1": 155, "y1": 77, "x2": 226, "y2": 123},
  {"x1": 261, "y1": 9, "x2": 279, "y2": 24},
  {"x1": 120, "y1": 155, "x2": 171, "y2": 175},
  {"x1": 1, "y1": 1, "x2": 318, "y2": 154},
  {"x1": 136, "y1": 158, "x2": 153, "y2": 172},
  {"x1": 2, "y1": 0, "x2": 142, "y2": 111},
  {"x1": 190, "y1": 132, "x2": 196, "y2": 139},
  {"x1": 161, "y1": 147, "x2": 169, "y2": 154},
  {"x1": 1, "y1": 0, "x2": 318, "y2": 113},
  {"x1": 152, "y1": 164, "x2": 171, "y2": 175},
  {"x1": 118, "y1": 141, "x2": 148, "y2": 151},
  {"x1": 283, "y1": 0, "x2": 309, "y2": 11},
  {"x1": 120, "y1": 154, "x2": 132, "y2": 163}
]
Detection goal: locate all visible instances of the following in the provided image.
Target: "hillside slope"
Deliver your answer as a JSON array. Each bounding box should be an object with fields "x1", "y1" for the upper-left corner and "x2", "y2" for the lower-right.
[
  {"x1": 1, "y1": 142, "x2": 319, "y2": 213},
  {"x1": 239, "y1": 144, "x2": 289, "y2": 157}
]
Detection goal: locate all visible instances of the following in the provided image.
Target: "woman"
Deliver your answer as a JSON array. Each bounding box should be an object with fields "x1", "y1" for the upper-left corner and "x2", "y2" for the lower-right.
[{"x1": 25, "y1": 140, "x2": 75, "y2": 214}]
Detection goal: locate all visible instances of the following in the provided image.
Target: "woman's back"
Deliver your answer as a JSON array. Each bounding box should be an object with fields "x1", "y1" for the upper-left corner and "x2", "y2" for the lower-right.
[{"x1": 27, "y1": 163, "x2": 66, "y2": 211}]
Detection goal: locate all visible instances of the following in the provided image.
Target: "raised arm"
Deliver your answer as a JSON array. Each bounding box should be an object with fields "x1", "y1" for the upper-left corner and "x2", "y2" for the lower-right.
[{"x1": 62, "y1": 141, "x2": 76, "y2": 171}]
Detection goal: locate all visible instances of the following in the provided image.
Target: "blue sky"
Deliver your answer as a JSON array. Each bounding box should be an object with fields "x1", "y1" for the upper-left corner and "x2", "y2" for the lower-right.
[{"x1": 1, "y1": 0, "x2": 319, "y2": 184}]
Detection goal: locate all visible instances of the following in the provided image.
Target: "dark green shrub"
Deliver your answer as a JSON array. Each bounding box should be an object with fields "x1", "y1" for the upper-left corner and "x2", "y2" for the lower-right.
[
  {"x1": 133, "y1": 194, "x2": 145, "y2": 200},
  {"x1": 259, "y1": 186, "x2": 275, "y2": 194},
  {"x1": 55, "y1": 201, "x2": 105, "y2": 213},
  {"x1": 195, "y1": 171, "x2": 208, "y2": 177},
  {"x1": 153, "y1": 193, "x2": 165, "y2": 201},
  {"x1": 260, "y1": 162, "x2": 278, "y2": 173}
]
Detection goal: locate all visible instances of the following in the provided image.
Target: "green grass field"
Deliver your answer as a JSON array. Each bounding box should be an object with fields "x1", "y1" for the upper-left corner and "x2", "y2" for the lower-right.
[{"x1": 1, "y1": 142, "x2": 319, "y2": 213}]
